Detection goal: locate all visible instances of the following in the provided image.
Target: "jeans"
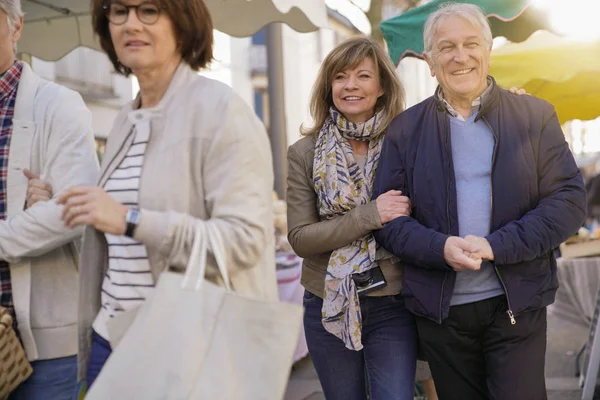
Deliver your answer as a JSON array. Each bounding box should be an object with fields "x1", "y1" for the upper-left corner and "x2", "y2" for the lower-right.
[
  {"x1": 85, "y1": 330, "x2": 112, "y2": 390},
  {"x1": 9, "y1": 355, "x2": 78, "y2": 400},
  {"x1": 303, "y1": 291, "x2": 417, "y2": 400},
  {"x1": 416, "y1": 295, "x2": 547, "y2": 400}
]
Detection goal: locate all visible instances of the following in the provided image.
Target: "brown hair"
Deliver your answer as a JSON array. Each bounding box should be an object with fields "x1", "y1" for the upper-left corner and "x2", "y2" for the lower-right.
[
  {"x1": 301, "y1": 36, "x2": 405, "y2": 136},
  {"x1": 91, "y1": 0, "x2": 214, "y2": 76}
]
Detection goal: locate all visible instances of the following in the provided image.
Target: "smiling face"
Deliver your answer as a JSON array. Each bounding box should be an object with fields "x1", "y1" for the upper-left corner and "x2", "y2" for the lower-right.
[
  {"x1": 331, "y1": 57, "x2": 384, "y2": 123},
  {"x1": 108, "y1": 0, "x2": 181, "y2": 75},
  {"x1": 424, "y1": 15, "x2": 491, "y2": 104}
]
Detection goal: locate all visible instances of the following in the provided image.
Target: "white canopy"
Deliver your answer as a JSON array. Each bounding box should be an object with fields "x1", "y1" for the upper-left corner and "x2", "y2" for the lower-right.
[
  {"x1": 20, "y1": 0, "x2": 328, "y2": 61},
  {"x1": 21, "y1": 0, "x2": 97, "y2": 60},
  {"x1": 208, "y1": 0, "x2": 328, "y2": 37}
]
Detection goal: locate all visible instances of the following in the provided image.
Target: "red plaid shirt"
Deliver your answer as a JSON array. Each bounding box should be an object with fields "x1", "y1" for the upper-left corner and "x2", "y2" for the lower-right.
[{"x1": 0, "y1": 61, "x2": 23, "y2": 334}]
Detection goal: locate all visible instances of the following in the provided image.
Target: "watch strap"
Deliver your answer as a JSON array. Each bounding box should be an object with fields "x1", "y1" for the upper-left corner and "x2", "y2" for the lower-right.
[{"x1": 125, "y1": 208, "x2": 140, "y2": 238}]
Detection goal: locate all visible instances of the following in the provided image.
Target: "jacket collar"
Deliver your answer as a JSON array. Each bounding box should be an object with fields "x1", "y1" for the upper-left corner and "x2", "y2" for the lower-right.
[
  {"x1": 8, "y1": 63, "x2": 40, "y2": 218},
  {"x1": 125, "y1": 61, "x2": 196, "y2": 114},
  {"x1": 13, "y1": 62, "x2": 41, "y2": 122},
  {"x1": 98, "y1": 62, "x2": 195, "y2": 186},
  {"x1": 434, "y1": 75, "x2": 500, "y2": 122}
]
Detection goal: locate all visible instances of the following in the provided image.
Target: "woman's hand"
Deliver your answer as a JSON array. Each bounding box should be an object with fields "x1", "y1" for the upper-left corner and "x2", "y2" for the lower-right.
[
  {"x1": 57, "y1": 186, "x2": 129, "y2": 234},
  {"x1": 375, "y1": 190, "x2": 411, "y2": 225},
  {"x1": 509, "y1": 87, "x2": 528, "y2": 96},
  {"x1": 24, "y1": 169, "x2": 53, "y2": 208}
]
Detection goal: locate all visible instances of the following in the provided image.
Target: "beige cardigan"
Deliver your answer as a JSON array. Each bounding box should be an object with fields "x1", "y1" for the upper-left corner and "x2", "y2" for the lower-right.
[
  {"x1": 77, "y1": 63, "x2": 277, "y2": 379},
  {"x1": 5, "y1": 63, "x2": 99, "y2": 361}
]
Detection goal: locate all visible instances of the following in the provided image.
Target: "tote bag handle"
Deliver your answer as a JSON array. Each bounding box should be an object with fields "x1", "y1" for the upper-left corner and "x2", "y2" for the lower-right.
[{"x1": 181, "y1": 222, "x2": 232, "y2": 292}]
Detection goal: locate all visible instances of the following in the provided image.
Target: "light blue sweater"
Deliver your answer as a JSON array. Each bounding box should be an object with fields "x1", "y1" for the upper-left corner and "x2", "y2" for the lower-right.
[{"x1": 449, "y1": 112, "x2": 504, "y2": 306}]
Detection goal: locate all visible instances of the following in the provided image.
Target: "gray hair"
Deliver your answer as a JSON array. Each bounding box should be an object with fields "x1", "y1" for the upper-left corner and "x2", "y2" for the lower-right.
[
  {"x1": 423, "y1": 2, "x2": 492, "y2": 56},
  {"x1": 0, "y1": 0, "x2": 23, "y2": 35}
]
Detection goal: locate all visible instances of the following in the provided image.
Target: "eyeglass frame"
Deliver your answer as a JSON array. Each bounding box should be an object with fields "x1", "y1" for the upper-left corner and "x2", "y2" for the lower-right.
[{"x1": 102, "y1": 1, "x2": 167, "y2": 26}]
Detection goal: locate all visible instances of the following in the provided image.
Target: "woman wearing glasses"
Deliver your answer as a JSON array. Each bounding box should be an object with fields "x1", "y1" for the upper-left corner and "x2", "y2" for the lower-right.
[{"x1": 53, "y1": 0, "x2": 277, "y2": 391}]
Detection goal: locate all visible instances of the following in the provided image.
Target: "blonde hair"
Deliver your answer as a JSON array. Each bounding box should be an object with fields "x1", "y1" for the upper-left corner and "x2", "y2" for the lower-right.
[{"x1": 301, "y1": 36, "x2": 405, "y2": 137}]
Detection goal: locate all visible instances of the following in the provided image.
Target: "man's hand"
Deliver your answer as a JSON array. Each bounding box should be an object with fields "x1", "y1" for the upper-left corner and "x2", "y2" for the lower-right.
[
  {"x1": 443, "y1": 236, "x2": 483, "y2": 271},
  {"x1": 464, "y1": 235, "x2": 495, "y2": 261},
  {"x1": 24, "y1": 169, "x2": 53, "y2": 208},
  {"x1": 375, "y1": 190, "x2": 412, "y2": 224}
]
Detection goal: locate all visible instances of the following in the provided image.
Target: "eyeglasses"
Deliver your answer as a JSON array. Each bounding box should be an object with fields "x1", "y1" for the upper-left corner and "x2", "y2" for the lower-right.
[{"x1": 104, "y1": 2, "x2": 163, "y2": 25}]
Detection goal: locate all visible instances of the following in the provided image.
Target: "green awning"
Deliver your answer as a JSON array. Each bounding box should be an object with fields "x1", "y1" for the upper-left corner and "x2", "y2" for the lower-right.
[{"x1": 381, "y1": 0, "x2": 553, "y2": 64}]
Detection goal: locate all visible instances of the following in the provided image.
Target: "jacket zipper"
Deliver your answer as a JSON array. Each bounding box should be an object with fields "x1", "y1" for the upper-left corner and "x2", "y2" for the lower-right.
[
  {"x1": 439, "y1": 114, "x2": 451, "y2": 323},
  {"x1": 483, "y1": 116, "x2": 516, "y2": 326}
]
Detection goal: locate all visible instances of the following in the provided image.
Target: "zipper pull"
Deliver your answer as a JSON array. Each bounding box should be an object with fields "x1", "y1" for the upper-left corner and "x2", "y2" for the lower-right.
[{"x1": 507, "y1": 310, "x2": 516, "y2": 325}]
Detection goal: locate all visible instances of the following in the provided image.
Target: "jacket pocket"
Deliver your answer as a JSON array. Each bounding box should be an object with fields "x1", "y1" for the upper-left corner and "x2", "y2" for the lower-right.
[
  {"x1": 30, "y1": 246, "x2": 79, "y2": 329},
  {"x1": 517, "y1": 254, "x2": 552, "y2": 279}
]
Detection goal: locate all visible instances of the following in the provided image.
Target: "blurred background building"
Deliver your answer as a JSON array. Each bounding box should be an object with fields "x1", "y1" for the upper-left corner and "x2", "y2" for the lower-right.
[
  {"x1": 24, "y1": 0, "x2": 600, "y2": 171},
  {"x1": 27, "y1": 1, "x2": 378, "y2": 155}
]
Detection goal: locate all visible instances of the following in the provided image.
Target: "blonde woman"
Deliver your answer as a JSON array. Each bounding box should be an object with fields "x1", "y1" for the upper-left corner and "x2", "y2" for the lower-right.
[{"x1": 287, "y1": 37, "x2": 417, "y2": 400}]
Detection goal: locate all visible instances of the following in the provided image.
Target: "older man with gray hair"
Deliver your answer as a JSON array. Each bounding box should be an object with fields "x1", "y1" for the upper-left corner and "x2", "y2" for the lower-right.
[
  {"x1": 0, "y1": 1, "x2": 98, "y2": 399},
  {"x1": 373, "y1": 2, "x2": 586, "y2": 399}
]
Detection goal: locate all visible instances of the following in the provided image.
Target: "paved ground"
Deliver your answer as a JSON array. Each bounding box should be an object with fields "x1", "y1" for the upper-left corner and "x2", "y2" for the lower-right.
[
  {"x1": 546, "y1": 311, "x2": 588, "y2": 400},
  {"x1": 284, "y1": 356, "x2": 324, "y2": 400},
  {"x1": 284, "y1": 310, "x2": 589, "y2": 400}
]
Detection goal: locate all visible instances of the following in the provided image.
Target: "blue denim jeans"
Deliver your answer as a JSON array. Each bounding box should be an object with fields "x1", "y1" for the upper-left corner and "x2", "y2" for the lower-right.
[
  {"x1": 303, "y1": 291, "x2": 417, "y2": 400},
  {"x1": 85, "y1": 330, "x2": 112, "y2": 390},
  {"x1": 9, "y1": 355, "x2": 78, "y2": 400}
]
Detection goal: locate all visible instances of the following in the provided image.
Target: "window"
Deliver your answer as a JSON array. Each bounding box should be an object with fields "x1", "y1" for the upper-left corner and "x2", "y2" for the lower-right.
[{"x1": 252, "y1": 28, "x2": 266, "y2": 45}]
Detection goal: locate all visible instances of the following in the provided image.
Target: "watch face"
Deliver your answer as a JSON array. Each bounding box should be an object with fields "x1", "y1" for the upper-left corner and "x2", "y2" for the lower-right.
[
  {"x1": 127, "y1": 208, "x2": 140, "y2": 224},
  {"x1": 125, "y1": 208, "x2": 140, "y2": 238}
]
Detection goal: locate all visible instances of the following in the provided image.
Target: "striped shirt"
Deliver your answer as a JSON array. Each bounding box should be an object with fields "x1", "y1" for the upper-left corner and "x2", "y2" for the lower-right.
[{"x1": 93, "y1": 118, "x2": 154, "y2": 340}]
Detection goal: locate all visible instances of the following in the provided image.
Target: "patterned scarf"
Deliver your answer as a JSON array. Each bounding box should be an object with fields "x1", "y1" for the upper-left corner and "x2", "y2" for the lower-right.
[{"x1": 313, "y1": 107, "x2": 386, "y2": 350}]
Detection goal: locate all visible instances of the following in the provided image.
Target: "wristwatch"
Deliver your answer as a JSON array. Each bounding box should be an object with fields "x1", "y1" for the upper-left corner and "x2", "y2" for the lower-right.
[{"x1": 124, "y1": 208, "x2": 141, "y2": 238}]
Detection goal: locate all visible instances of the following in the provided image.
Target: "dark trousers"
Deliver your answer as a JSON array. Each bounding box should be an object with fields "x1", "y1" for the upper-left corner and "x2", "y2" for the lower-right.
[
  {"x1": 415, "y1": 295, "x2": 547, "y2": 400},
  {"x1": 303, "y1": 291, "x2": 417, "y2": 400}
]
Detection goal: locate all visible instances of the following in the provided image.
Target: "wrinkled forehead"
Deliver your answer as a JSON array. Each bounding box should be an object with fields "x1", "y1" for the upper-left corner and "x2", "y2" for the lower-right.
[{"x1": 432, "y1": 14, "x2": 487, "y2": 44}]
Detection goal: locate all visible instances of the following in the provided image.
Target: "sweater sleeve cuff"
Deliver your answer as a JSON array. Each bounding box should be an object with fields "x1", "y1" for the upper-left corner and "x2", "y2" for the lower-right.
[
  {"x1": 134, "y1": 209, "x2": 172, "y2": 257},
  {"x1": 485, "y1": 233, "x2": 505, "y2": 265},
  {"x1": 431, "y1": 232, "x2": 450, "y2": 269}
]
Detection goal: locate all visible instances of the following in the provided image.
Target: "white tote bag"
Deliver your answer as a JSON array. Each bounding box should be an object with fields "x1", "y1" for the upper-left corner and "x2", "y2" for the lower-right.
[{"x1": 86, "y1": 223, "x2": 304, "y2": 400}]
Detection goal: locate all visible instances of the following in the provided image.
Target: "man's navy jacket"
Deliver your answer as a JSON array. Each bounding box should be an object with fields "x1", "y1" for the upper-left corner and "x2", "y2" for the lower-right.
[{"x1": 372, "y1": 79, "x2": 587, "y2": 324}]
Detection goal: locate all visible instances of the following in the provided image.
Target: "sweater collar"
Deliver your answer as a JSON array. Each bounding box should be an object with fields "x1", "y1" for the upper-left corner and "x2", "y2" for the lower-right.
[{"x1": 434, "y1": 76, "x2": 500, "y2": 121}]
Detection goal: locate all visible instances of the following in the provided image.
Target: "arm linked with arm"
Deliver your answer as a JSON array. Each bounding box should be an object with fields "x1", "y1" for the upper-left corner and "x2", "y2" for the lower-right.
[
  {"x1": 0, "y1": 89, "x2": 99, "y2": 263},
  {"x1": 372, "y1": 127, "x2": 449, "y2": 270},
  {"x1": 286, "y1": 143, "x2": 382, "y2": 258},
  {"x1": 486, "y1": 106, "x2": 587, "y2": 265}
]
